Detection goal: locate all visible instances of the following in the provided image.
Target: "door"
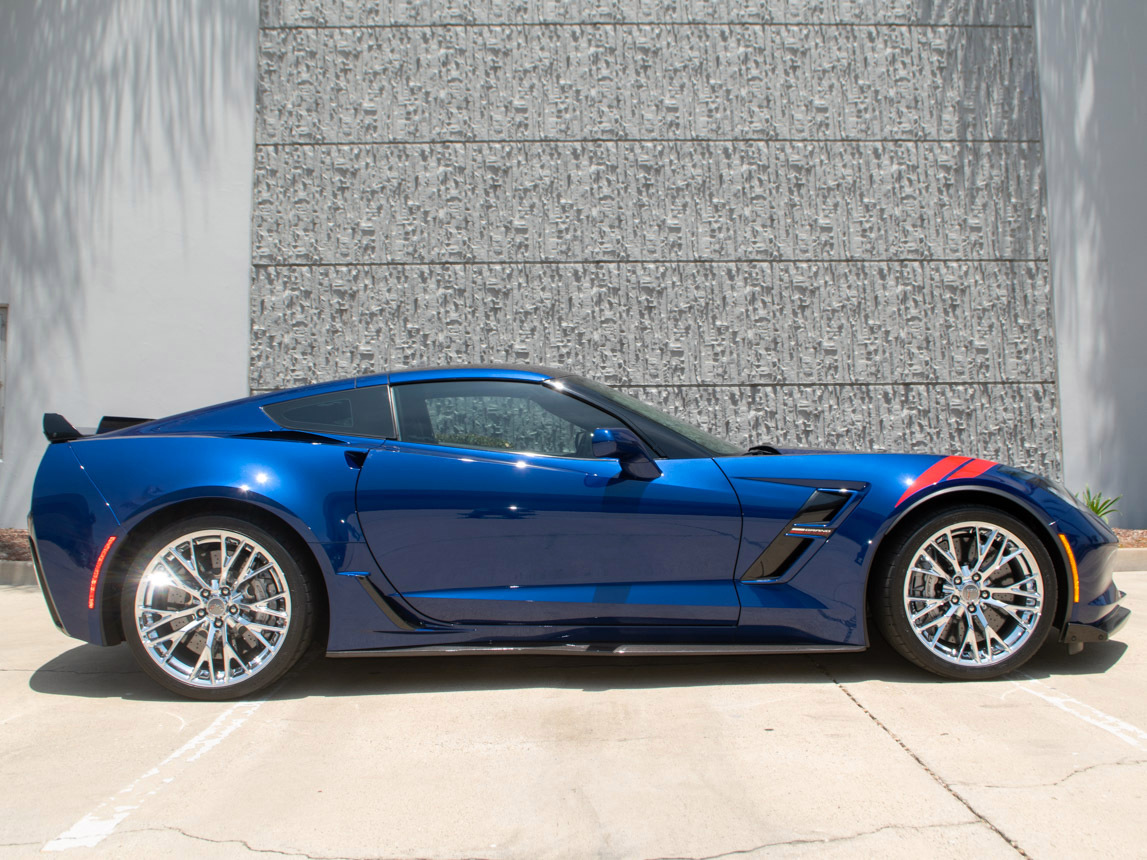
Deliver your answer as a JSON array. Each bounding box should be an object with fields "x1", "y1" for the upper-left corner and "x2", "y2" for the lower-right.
[{"x1": 355, "y1": 379, "x2": 743, "y2": 626}]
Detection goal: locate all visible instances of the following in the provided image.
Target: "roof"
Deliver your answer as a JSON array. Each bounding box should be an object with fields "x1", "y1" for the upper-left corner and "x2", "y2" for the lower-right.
[{"x1": 356, "y1": 364, "x2": 570, "y2": 387}]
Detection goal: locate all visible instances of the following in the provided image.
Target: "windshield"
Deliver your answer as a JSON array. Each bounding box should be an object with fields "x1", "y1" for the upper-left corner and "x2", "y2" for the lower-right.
[{"x1": 564, "y1": 377, "x2": 744, "y2": 457}]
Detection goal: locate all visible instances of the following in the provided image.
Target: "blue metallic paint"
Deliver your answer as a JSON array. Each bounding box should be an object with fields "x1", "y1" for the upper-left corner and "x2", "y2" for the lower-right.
[
  {"x1": 27, "y1": 366, "x2": 1125, "y2": 660},
  {"x1": 356, "y1": 443, "x2": 743, "y2": 625},
  {"x1": 28, "y1": 443, "x2": 121, "y2": 642}
]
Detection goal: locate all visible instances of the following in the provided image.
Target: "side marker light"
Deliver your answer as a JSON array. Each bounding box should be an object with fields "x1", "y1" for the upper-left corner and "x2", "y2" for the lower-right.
[
  {"x1": 88, "y1": 535, "x2": 118, "y2": 610},
  {"x1": 1058, "y1": 533, "x2": 1080, "y2": 603}
]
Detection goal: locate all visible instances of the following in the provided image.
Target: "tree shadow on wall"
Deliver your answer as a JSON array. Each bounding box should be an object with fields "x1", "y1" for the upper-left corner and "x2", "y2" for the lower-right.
[
  {"x1": 0, "y1": 0, "x2": 256, "y2": 518},
  {"x1": 1036, "y1": 1, "x2": 1147, "y2": 526}
]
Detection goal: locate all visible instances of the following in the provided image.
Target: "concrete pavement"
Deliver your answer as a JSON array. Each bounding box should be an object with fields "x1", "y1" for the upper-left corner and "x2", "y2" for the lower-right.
[{"x1": 1, "y1": 576, "x2": 1144, "y2": 859}]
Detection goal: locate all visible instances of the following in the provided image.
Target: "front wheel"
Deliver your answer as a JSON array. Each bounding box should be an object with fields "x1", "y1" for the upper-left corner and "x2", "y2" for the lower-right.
[
  {"x1": 874, "y1": 506, "x2": 1057, "y2": 680},
  {"x1": 120, "y1": 516, "x2": 315, "y2": 700}
]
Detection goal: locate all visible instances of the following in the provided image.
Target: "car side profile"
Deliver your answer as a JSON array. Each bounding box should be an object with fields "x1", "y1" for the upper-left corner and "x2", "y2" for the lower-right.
[{"x1": 29, "y1": 365, "x2": 1128, "y2": 700}]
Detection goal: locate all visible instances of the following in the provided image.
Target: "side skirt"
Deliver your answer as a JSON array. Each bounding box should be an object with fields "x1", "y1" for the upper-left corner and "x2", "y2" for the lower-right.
[{"x1": 327, "y1": 643, "x2": 867, "y2": 658}]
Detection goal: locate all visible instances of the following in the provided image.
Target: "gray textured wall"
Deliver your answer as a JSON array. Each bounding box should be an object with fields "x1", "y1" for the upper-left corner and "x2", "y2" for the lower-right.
[{"x1": 251, "y1": 0, "x2": 1059, "y2": 475}]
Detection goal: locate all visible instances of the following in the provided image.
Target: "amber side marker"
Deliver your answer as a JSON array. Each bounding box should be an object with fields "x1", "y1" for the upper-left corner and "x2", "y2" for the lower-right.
[
  {"x1": 1058, "y1": 533, "x2": 1080, "y2": 603},
  {"x1": 88, "y1": 535, "x2": 118, "y2": 610}
]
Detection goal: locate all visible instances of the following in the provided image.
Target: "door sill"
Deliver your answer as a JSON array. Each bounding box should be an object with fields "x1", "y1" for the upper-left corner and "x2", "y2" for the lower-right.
[{"x1": 327, "y1": 643, "x2": 865, "y2": 658}]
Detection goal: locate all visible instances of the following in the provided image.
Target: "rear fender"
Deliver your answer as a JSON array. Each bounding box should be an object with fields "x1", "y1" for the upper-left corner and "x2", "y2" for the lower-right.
[
  {"x1": 65, "y1": 435, "x2": 386, "y2": 645},
  {"x1": 28, "y1": 444, "x2": 122, "y2": 643}
]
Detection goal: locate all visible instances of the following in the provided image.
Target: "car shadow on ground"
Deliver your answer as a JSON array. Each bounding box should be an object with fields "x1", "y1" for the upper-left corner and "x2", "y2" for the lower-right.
[{"x1": 28, "y1": 631, "x2": 1129, "y2": 703}]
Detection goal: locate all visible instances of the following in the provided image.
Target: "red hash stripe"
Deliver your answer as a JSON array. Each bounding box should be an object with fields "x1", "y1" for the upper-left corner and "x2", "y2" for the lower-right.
[
  {"x1": 895, "y1": 455, "x2": 972, "y2": 507},
  {"x1": 946, "y1": 458, "x2": 997, "y2": 481}
]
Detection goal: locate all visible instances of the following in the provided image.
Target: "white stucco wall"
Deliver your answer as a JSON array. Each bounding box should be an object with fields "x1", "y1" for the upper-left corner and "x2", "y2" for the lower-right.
[
  {"x1": 0, "y1": 0, "x2": 258, "y2": 527},
  {"x1": 1037, "y1": 0, "x2": 1147, "y2": 528}
]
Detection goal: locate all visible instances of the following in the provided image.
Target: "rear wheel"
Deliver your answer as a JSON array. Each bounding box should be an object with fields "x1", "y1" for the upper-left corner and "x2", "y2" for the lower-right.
[
  {"x1": 875, "y1": 505, "x2": 1057, "y2": 680},
  {"x1": 120, "y1": 516, "x2": 315, "y2": 700}
]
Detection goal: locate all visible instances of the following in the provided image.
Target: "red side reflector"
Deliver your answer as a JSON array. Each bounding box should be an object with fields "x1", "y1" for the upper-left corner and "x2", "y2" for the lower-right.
[{"x1": 87, "y1": 536, "x2": 117, "y2": 610}]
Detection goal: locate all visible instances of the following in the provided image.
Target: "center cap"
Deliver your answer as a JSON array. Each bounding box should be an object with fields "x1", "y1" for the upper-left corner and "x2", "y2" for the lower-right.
[
  {"x1": 961, "y1": 584, "x2": 980, "y2": 603},
  {"x1": 206, "y1": 597, "x2": 227, "y2": 617}
]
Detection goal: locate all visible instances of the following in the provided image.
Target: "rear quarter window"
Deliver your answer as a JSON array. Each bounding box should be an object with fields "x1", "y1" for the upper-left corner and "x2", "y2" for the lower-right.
[{"x1": 262, "y1": 386, "x2": 394, "y2": 439}]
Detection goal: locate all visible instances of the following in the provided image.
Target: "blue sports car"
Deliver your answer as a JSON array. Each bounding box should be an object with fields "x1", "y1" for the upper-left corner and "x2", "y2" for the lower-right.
[{"x1": 29, "y1": 365, "x2": 1128, "y2": 699}]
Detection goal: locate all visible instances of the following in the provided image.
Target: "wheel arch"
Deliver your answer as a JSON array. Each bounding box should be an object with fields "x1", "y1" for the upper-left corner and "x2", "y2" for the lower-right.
[
  {"x1": 864, "y1": 486, "x2": 1072, "y2": 633},
  {"x1": 99, "y1": 498, "x2": 330, "y2": 646}
]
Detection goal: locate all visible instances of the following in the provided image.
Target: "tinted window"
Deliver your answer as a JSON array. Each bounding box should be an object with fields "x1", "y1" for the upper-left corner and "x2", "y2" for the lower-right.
[
  {"x1": 563, "y1": 376, "x2": 744, "y2": 457},
  {"x1": 393, "y1": 380, "x2": 615, "y2": 457},
  {"x1": 263, "y1": 386, "x2": 394, "y2": 439}
]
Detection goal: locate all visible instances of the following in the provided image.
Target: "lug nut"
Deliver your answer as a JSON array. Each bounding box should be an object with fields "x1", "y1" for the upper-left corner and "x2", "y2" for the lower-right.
[
  {"x1": 213, "y1": 619, "x2": 222, "y2": 628},
  {"x1": 229, "y1": 605, "x2": 238, "y2": 615},
  {"x1": 201, "y1": 589, "x2": 210, "y2": 598},
  {"x1": 954, "y1": 576, "x2": 962, "y2": 585},
  {"x1": 221, "y1": 587, "x2": 230, "y2": 597},
  {"x1": 981, "y1": 590, "x2": 989, "y2": 600},
  {"x1": 972, "y1": 573, "x2": 981, "y2": 583},
  {"x1": 950, "y1": 595, "x2": 959, "y2": 604},
  {"x1": 197, "y1": 609, "x2": 206, "y2": 618}
]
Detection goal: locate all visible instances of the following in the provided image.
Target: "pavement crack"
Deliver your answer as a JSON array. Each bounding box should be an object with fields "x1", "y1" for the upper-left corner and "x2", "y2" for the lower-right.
[
  {"x1": 123, "y1": 825, "x2": 497, "y2": 860},
  {"x1": 954, "y1": 757, "x2": 1147, "y2": 790},
  {"x1": 814, "y1": 660, "x2": 1030, "y2": 858},
  {"x1": 123, "y1": 826, "x2": 360, "y2": 859},
  {"x1": 645, "y1": 820, "x2": 984, "y2": 860}
]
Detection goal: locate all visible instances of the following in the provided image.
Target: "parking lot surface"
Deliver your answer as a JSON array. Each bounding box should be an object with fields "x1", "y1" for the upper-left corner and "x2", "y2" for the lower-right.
[{"x1": 1, "y1": 575, "x2": 1145, "y2": 859}]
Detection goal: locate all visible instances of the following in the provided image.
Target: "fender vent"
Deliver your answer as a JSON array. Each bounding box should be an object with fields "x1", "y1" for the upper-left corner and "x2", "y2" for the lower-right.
[
  {"x1": 742, "y1": 536, "x2": 813, "y2": 580},
  {"x1": 740, "y1": 488, "x2": 855, "y2": 581}
]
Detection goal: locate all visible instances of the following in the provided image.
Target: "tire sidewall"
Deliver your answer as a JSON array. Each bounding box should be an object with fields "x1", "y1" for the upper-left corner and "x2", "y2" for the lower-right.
[
  {"x1": 120, "y1": 515, "x2": 313, "y2": 700},
  {"x1": 880, "y1": 505, "x2": 1058, "y2": 680}
]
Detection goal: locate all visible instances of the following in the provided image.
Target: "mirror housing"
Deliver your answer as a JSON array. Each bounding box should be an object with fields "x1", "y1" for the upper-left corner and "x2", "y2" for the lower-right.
[{"x1": 591, "y1": 428, "x2": 662, "y2": 480}]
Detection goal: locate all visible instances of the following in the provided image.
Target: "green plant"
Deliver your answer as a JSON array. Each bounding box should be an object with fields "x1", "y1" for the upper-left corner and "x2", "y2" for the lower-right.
[{"x1": 1077, "y1": 487, "x2": 1121, "y2": 521}]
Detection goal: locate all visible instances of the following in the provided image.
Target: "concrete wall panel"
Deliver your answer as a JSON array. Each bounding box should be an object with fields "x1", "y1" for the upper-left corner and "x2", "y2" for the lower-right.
[
  {"x1": 260, "y1": 0, "x2": 1032, "y2": 27},
  {"x1": 251, "y1": 0, "x2": 1059, "y2": 476},
  {"x1": 252, "y1": 142, "x2": 1047, "y2": 263},
  {"x1": 257, "y1": 25, "x2": 1040, "y2": 143}
]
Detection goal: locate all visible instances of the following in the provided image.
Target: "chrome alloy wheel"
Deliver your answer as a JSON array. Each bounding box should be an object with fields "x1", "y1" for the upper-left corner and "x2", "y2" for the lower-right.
[
  {"x1": 132, "y1": 530, "x2": 292, "y2": 688},
  {"x1": 903, "y1": 521, "x2": 1044, "y2": 667}
]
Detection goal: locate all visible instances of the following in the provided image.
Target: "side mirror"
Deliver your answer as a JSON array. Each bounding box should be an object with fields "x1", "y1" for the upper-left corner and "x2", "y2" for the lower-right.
[{"x1": 591, "y1": 427, "x2": 662, "y2": 481}]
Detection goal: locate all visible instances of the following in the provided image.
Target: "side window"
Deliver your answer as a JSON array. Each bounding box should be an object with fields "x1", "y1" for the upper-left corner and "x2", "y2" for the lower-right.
[
  {"x1": 392, "y1": 380, "x2": 616, "y2": 458},
  {"x1": 263, "y1": 386, "x2": 394, "y2": 439}
]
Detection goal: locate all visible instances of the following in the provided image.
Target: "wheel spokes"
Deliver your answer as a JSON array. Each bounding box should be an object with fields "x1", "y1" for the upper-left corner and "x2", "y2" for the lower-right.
[
  {"x1": 971, "y1": 528, "x2": 1000, "y2": 574},
  {"x1": 902, "y1": 520, "x2": 1044, "y2": 668},
  {"x1": 170, "y1": 544, "x2": 210, "y2": 590},
  {"x1": 140, "y1": 606, "x2": 199, "y2": 636},
  {"x1": 909, "y1": 597, "x2": 947, "y2": 623},
  {"x1": 134, "y1": 529, "x2": 292, "y2": 688}
]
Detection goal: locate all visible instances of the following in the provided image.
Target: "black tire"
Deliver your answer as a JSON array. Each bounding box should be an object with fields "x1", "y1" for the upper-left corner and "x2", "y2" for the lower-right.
[
  {"x1": 120, "y1": 515, "x2": 316, "y2": 700},
  {"x1": 874, "y1": 505, "x2": 1057, "y2": 680}
]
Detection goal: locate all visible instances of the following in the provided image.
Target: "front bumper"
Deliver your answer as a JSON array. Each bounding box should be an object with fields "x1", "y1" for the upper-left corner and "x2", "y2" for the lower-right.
[{"x1": 1064, "y1": 601, "x2": 1130, "y2": 645}]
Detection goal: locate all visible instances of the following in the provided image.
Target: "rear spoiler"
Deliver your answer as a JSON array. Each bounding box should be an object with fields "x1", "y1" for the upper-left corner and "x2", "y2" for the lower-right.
[{"x1": 43, "y1": 413, "x2": 152, "y2": 443}]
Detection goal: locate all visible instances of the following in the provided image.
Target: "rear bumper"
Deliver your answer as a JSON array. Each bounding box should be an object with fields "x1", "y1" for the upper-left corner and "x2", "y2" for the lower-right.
[
  {"x1": 27, "y1": 443, "x2": 123, "y2": 645},
  {"x1": 27, "y1": 523, "x2": 65, "y2": 634}
]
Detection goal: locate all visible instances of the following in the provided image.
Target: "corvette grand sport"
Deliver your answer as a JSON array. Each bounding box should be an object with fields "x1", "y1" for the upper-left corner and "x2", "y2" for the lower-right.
[{"x1": 29, "y1": 365, "x2": 1128, "y2": 699}]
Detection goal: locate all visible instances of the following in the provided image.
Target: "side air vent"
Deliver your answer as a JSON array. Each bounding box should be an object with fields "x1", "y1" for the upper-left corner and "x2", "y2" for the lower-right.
[
  {"x1": 741, "y1": 536, "x2": 813, "y2": 580},
  {"x1": 740, "y1": 488, "x2": 856, "y2": 581},
  {"x1": 235, "y1": 430, "x2": 347, "y2": 445},
  {"x1": 796, "y1": 490, "x2": 851, "y2": 524}
]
